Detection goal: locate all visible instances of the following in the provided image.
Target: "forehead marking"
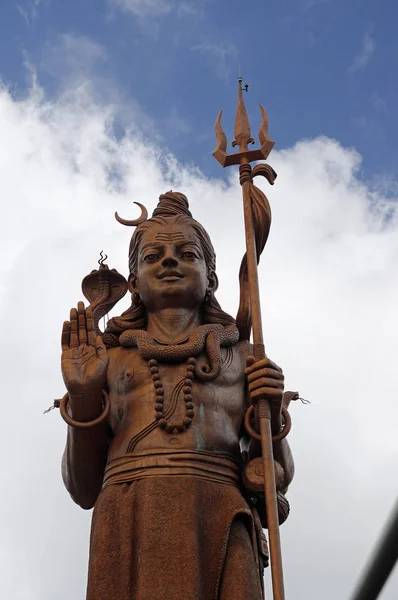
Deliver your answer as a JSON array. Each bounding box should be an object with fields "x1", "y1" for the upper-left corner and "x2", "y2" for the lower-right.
[{"x1": 155, "y1": 232, "x2": 185, "y2": 242}]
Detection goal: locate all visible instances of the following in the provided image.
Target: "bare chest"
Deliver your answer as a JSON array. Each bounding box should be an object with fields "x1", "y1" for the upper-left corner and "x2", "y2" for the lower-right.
[{"x1": 106, "y1": 344, "x2": 248, "y2": 434}]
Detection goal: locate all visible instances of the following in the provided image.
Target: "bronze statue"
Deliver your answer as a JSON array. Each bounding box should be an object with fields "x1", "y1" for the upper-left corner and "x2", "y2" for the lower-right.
[{"x1": 57, "y1": 84, "x2": 297, "y2": 600}]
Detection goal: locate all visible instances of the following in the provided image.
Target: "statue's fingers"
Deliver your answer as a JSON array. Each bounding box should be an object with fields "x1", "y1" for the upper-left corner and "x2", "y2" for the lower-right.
[
  {"x1": 246, "y1": 355, "x2": 255, "y2": 368},
  {"x1": 247, "y1": 368, "x2": 284, "y2": 385},
  {"x1": 245, "y1": 356, "x2": 282, "y2": 375},
  {"x1": 69, "y1": 308, "x2": 79, "y2": 348},
  {"x1": 61, "y1": 321, "x2": 70, "y2": 351},
  {"x1": 251, "y1": 387, "x2": 282, "y2": 402},
  {"x1": 245, "y1": 356, "x2": 268, "y2": 374},
  {"x1": 249, "y1": 377, "x2": 284, "y2": 392},
  {"x1": 77, "y1": 301, "x2": 87, "y2": 345},
  {"x1": 266, "y1": 358, "x2": 282, "y2": 373},
  {"x1": 86, "y1": 307, "x2": 96, "y2": 346}
]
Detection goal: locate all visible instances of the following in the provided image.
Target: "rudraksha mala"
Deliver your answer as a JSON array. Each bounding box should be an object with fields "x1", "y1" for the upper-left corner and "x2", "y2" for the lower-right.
[{"x1": 148, "y1": 357, "x2": 196, "y2": 434}]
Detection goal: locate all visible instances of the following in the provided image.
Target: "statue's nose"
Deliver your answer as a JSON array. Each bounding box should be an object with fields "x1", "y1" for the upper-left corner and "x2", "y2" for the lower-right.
[{"x1": 161, "y1": 252, "x2": 178, "y2": 268}]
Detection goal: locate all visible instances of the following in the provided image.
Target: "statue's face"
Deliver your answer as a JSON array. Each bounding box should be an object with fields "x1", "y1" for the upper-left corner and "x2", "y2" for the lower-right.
[{"x1": 132, "y1": 221, "x2": 210, "y2": 311}]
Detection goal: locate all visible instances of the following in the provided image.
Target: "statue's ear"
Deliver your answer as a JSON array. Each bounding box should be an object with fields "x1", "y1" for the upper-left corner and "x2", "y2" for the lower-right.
[
  {"x1": 208, "y1": 271, "x2": 219, "y2": 293},
  {"x1": 128, "y1": 273, "x2": 138, "y2": 293}
]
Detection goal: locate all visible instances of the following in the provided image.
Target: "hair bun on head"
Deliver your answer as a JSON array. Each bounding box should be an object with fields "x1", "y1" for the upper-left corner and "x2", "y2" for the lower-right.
[{"x1": 152, "y1": 191, "x2": 193, "y2": 218}]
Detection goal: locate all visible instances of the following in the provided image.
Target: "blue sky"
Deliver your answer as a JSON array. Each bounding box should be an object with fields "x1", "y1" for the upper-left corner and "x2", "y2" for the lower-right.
[{"x1": 1, "y1": 0, "x2": 397, "y2": 182}]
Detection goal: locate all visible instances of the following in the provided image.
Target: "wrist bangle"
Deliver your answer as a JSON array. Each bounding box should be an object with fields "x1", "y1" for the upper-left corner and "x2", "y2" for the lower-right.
[
  {"x1": 244, "y1": 405, "x2": 291, "y2": 443},
  {"x1": 59, "y1": 390, "x2": 110, "y2": 428}
]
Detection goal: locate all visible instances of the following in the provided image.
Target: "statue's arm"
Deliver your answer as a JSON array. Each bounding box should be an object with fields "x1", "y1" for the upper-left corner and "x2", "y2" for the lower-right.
[
  {"x1": 61, "y1": 392, "x2": 111, "y2": 509},
  {"x1": 242, "y1": 342, "x2": 295, "y2": 493},
  {"x1": 60, "y1": 303, "x2": 111, "y2": 509}
]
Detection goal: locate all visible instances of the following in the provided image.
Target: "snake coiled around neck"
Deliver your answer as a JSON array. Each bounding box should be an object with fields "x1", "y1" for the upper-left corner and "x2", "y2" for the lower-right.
[{"x1": 119, "y1": 324, "x2": 239, "y2": 381}]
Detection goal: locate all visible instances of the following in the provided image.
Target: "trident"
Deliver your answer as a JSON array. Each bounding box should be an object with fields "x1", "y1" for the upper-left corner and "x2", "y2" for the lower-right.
[{"x1": 213, "y1": 79, "x2": 289, "y2": 600}]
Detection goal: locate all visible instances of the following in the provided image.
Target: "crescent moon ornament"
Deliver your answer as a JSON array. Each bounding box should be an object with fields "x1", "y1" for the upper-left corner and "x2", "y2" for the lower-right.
[{"x1": 115, "y1": 201, "x2": 148, "y2": 226}]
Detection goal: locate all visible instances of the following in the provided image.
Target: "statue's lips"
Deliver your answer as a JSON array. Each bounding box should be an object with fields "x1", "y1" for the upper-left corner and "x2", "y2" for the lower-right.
[{"x1": 158, "y1": 272, "x2": 184, "y2": 281}]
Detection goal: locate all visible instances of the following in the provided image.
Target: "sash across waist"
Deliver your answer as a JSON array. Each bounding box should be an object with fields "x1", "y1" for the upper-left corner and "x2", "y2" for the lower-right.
[{"x1": 103, "y1": 450, "x2": 243, "y2": 489}]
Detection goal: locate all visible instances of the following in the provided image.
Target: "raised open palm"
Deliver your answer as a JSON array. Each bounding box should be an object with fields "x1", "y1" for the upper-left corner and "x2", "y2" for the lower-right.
[{"x1": 61, "y1": 302, "x2": 109, "y2": 396}]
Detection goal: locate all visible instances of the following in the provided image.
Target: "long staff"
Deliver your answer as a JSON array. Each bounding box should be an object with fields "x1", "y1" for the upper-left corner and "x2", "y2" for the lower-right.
[{"x1": 213, "y1": 79, "x2": 287, "y2": 600}]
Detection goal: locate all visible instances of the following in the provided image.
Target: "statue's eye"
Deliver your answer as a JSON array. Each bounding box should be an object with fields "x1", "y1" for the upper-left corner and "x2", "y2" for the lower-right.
[
  {"x1": 182, "y1": 251, "x2": 196, "y2": 259},
  {"x1": 144, "y1": 253, "x2": 159, "y2": 262}
]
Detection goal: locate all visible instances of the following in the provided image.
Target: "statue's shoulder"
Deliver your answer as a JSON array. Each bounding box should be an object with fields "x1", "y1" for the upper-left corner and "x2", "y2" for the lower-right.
[{"x1": 106, "y1": 344, "x2": 142, "y2": 367}]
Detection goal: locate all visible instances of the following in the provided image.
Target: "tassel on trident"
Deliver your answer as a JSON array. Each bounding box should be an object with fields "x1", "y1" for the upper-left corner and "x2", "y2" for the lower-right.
[{"x1": 213, "y1": 78, "x2": 291, "y2": 600}]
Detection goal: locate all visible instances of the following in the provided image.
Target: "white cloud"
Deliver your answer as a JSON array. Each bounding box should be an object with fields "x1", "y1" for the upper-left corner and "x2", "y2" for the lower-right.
[
  {"x1": 109, "y1": 0, "x2": 202, "y2": 21},
  {"x1": 191, "y1": 42, "x2": 238, "y2": 82},
  {"x1": 17, "y1": 0, "x2": 48, "y2": 24},
  {"x1": 1, "y1": 77, "x2": 398, "y2": 600},
  {"x1": 304, "y1": 0, "x2": 332, "y2": 9},
  {"x1": 348, "y1": 32, "x2": 375, "y2": 73},
  {"x1": 33, "y1": 34, "x2": 158, "y2": 141},
  {"x1": 163, "y1": 105, "x2": 192, "y2": 137},
  {"x1": 110, "y1": 0, "x2": 173, "y2": 18},
  {"x1": 39, "y1": 34, "x2": 107, "y2": 86},
  {"x1": 177, "y1": 1, "x2": 204, "y2": 18},
  {"x1": 371, "y1": 92, "x2": 388, "y2": 116}
]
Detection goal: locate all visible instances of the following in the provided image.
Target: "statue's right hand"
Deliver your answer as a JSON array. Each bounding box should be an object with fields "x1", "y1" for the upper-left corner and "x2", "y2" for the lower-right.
[{"x1": 61, "y1": 302, "x2": 109, "y2": 396}]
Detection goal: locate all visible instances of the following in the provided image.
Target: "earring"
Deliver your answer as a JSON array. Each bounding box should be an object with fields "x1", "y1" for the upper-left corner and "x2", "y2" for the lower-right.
[
  {"x1": 133, "y1": 291, "x2": 141, "y2": 306},
  {"x1": 205, "y1": 290, "x2": 212, "y2": 303}
]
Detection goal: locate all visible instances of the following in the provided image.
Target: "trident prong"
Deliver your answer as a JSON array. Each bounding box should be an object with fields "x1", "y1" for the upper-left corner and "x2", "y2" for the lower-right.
[{"x1": 213, "y1": 80, "x2": 275, "y2": 167}]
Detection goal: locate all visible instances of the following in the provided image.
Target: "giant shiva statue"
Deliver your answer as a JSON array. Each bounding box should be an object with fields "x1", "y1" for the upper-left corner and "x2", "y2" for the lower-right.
[{"x1": 59, "y1": 191, "x2": 295, "y2": 599}]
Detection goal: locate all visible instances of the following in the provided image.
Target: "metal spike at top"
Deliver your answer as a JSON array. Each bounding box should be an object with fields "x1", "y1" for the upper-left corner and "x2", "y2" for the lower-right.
[
  {"x1": 213, "y1": 79, "x2": 275, "y2": 168},
  {"x1": 232, "y1": 78, "x2": 255, "y2": 151}
]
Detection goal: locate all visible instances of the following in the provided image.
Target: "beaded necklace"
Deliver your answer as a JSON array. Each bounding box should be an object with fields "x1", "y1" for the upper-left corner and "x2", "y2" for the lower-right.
[{"x1": 148, "y1": 357, "x2": 197, "y2": 434}]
